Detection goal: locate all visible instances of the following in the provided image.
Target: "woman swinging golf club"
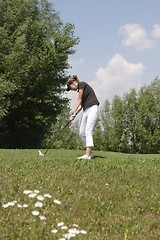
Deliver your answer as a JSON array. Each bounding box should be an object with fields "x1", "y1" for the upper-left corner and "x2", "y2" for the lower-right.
[{"x1": 66, "y1": 75, "x2": 99, "y2": 159}]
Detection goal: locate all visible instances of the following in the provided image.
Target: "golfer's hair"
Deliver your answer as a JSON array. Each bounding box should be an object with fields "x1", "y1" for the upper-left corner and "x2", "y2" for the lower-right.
[
  {"x1": 72, "y1": 75, "x2": 79, "y2": 82},
  {"x1": 67, "y1": 75, "x2": 80, "y2": 84}
]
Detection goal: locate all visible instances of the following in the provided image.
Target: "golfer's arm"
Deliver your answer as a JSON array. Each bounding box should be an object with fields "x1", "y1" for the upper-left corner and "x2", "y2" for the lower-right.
[
  {"x1": 75, "y1": 104, "x2": 82, "y2": 114},
  {"x1": 73, "y1": 88, "x2": 83, "y2": 114}
]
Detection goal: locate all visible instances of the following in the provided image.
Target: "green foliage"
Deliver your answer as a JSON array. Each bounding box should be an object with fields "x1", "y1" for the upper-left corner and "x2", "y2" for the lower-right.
[
  {"x1": 1, "y1": 149, "x2": 160, "y2": 239},
  {"x1": 94, "y1": 120, "x2": 103, "y2": 150},
  {"x1": 43, "y1": 108, "x2": 83, "y2": 150},
  {"x1": 110, "y1": 96, "x2": 125, "y2": 151},
  {"x1": 121, "y1": 89, "x2": 139, "y2": 153},
  {"x1": 137, "y1": 78, "x2": 160, "y2": 153},
  {"x1": 99, "y1": 78, "x2": 160, "y2": 153},
  {"x1": 0, "y1": 0, "x2": 79, "y2": 148},
  {"x1": 99, "y1": 99, "x2": 112, "y2": 151},
  {"x1": 0, "y1": 78, "x2": 16, "y2": 118}
]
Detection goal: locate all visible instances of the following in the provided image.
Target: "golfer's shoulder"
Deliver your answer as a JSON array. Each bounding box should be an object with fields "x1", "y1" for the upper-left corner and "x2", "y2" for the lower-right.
[{"x1": 79, "y1": 81, "x2": 88, "y2": 88}]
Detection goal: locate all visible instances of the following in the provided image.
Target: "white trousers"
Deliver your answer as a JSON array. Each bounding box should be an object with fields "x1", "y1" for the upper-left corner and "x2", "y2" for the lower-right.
[{"x1": 79, "y1": 105, "x2": 99, "y2": 147}]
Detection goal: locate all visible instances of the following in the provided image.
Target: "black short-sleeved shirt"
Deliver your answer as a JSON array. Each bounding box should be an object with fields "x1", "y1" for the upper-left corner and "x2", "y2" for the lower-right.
[{"x1": 78, "y1": 82, "x2": 99, "y2": 111}]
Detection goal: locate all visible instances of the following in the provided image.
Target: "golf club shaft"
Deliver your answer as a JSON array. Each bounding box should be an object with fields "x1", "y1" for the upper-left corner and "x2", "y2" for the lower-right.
[{"x1": 44, "y1": 120, "x2": 71, "y2": 155}]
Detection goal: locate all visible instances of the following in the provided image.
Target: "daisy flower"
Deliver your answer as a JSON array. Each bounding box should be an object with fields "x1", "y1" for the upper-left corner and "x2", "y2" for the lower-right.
[
  {"x1": 61, "y1": 226, "x2": 68, "y2": 230},
  {"x1": 32, "y1": 210, "x2": 40, "y2": 216},
  {"x1": 2, "y1": 203, "x2": 9, "y2": 208},
  {"x1": 35, "y1": 201, "x2": 43, "y2": 208},
  {"x1": 34, "y1": 190, "x2": 40, "y2": 194},
  {"x1": 28, "y1": 193, "x2": 37, "y2": 198},
  {"x1": 22, "y1": 204, "x2": 29, "y2": 208},
  {"x1": 57, "y1": 222, "x2": 64, "y2": 227},
  {"x1": 53, "y1": 199, "x2": 61, "y2": 205},
  {"x1": 17, "y1": 204, "x2": 23, "y2": 208},
  {"x1": 80, "y1": 230, "x2": 87, "y2": 234},
  {"x1": 39, "y1": 215, "x2": 46, "y2": 221},
  {"x1": 44, "y1": 194, "x2": 52, "y2": 198},
  {"x1": 8, "y1": 201, "x2": 17, "y2": 206},
  {"x1": 23, "y1": 190, "x2": 33, "y2": 195},
  {"x1": 51, "y1": 229, "x2": 58, "y2": 234},
  {"x1": 37, "y1": 195, "x2": 45, "y2": 201}
]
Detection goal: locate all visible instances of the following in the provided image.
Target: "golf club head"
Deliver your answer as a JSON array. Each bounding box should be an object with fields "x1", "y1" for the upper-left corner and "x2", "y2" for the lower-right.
[{"x1": 38, "y1": 150, "x2": 44, "y2": 156}]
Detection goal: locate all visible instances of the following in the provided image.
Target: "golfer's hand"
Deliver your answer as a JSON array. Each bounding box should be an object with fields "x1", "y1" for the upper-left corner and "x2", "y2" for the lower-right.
[{"x1": 70, "y1": 112, "x2": 77, "y2": 122}]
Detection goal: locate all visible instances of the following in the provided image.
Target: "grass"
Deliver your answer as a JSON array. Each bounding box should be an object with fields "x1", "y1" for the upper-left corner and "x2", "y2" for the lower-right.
[{"x1": 0, "y1": 149, "x2": 160, "y2": 240}]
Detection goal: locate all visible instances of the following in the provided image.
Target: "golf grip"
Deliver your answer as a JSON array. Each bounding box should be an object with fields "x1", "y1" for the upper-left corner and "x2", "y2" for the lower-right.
[{"x1": 44, "y1": 120, "x2": 71, "y2": 155}]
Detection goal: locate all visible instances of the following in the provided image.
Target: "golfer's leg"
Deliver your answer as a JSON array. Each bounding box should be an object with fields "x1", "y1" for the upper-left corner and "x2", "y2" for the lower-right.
[
  {"x1": 79, "y1": 112, "x2": 87, "y2": 146},
  {"x1": 85, "y1": 105, "x2": 99, "y2": 147}
]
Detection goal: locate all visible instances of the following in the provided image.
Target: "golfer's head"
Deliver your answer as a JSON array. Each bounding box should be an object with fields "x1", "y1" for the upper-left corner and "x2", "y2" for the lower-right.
[{"x1": 66, "y1": 75, "x2": 79, "y2": 91}]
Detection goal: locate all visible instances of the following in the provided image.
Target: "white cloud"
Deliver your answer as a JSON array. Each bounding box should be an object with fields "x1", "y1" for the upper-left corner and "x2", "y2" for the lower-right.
[
  {"x1": 152, "y1": 24, "x2": 160, "y2": 38},
  {"x1": 68, "y1": 58, "x2": 84, "y2": 67},
  {"x1": 65, "y1": 54, "x2": 144, "y2": 110},
  {"x1": 119, "y1": 24, "x2": 154, "y2": 50},
  {"x1": 89, "y1": 54, "x2": 144, "y2": 106}
]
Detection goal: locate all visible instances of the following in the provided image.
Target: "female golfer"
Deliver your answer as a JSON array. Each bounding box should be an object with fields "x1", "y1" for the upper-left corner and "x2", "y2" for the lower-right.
[{"x1": 66, "y1": 75, "x2": 99, "y2": 159}]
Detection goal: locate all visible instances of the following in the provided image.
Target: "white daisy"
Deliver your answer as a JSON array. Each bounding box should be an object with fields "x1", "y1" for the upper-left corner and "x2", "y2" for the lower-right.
[
  {"x1": 8, "y1": 201, "x2": 17, "y2": 206},
  {"x1": 34, "y1": 190, "x2": 40, "y2": 194},
  {"x1": 28, "y1": 193, "x2": 37, "y2": 198},
  {"x1": 51, "y1": 229, "x2": 58, "y2": 234},
  {"x1": 39, "y1": 215, "x2": 46, "y2": 221},
  {"x1": 2, "y1": 203, "x2": 9, "y2": 208},
  {"x1": 32, "y1": 210, "x2": 40, "y2": 216},
  {"x1": 68, "y1": 228, "x2": 76, "y2": 233},
  {"x1": 80, "y1": 230, "x2": 87, "y2": 234},
  {"x1": 53, "y1": 199, "x2": 61, "y2": 205},
  {"x1": 57, "y1": 222, "x2": 64, "y2": 227},
  {"x1": 64, "y1": 232, "x2": 76, "y2": 238},
  {"x1": 68, "y1": 228, "x2": 79, "y2": 234},
  {"x1": 61, "y1": 226, "x2": 68, "y2": 230},
  {"x1": 44, "y1": 194, "x2": 52, "y2": 198},
  {"x1": 23, "y1": 190, "x2": 33, "y2": 195},
  {"x1": 35, "y1": 201, "x2": 43, "y2": 208},
  {"x1": 22, "y1": 204, "x2": 29, "y2": 208},
  {"x1": 37, "y1": 195, "x2": 45, "y2": 201},
  {"x1": 17, "y1": 204, "x2": 23, "y2": 208},
  {"x1": 72, "y1": 224, "x2": 79, "y2": 227}
]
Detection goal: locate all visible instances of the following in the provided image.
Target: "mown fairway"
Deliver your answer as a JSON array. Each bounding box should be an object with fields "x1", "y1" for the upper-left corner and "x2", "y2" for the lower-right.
[{"x1": 0, "y1": 149, "x2": 160, "y2": 240}]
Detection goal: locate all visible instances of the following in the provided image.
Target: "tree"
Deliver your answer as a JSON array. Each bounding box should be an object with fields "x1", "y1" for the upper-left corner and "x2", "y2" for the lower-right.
[
  {"x1": 0, "y1": 0, "x2": 79, "y2": 148},
  {"x1": 121, "y1": 89, "x2": 139, "y2": 153},
  {"x1": 98, "y1": 78, "x2": 160, "y2": 154},
  {"x1": 137, "y1": 78, "x2": 160, "y2": 153},
  {"x1": 94, "y1": 120, "x2": 103, "y2": 151},
  {"x1": 99, "y1": 99, "x2": 112, "y2": 151},
  {"x1": 43, "y1": 106, "x2": 83, "y2": 150},
  {"x1": 109, "y1": 95, "x2": 125, "y2": 152}
]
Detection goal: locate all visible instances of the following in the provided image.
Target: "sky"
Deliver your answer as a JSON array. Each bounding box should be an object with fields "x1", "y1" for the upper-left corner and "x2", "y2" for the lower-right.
[{"x1": 50, "y1": 0, "x2": 160, "y2": 109}]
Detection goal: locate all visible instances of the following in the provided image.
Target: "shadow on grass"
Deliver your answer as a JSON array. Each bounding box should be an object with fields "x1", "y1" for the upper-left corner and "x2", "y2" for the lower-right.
[
  {"x1": 93, "y1": 155, "x2": 106, "y2": 159},
  {"x1": 75, "y1": 155, "x2": 106, "y2": 160}
]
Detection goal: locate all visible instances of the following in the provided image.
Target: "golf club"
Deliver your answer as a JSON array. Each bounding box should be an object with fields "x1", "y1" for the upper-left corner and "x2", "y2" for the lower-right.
[{"x1": 38, "y1": 119, "x2": 71, "y2": 156}]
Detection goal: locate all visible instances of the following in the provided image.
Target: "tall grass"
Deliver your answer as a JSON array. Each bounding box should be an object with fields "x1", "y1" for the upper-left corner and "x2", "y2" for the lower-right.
[{"x1": 0, "y1": 149, "x2": 160, "y2": 239}]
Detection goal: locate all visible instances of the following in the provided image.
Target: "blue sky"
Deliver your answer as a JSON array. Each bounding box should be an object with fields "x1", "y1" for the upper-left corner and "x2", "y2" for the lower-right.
[{"x1": 50, "y1": 0, "x2": 160, "y2": 107}]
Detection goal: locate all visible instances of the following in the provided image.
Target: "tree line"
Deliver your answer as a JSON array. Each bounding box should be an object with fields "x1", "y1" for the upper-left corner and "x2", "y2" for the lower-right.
[
  {"x1": 94, "y1": 78, "x2": 160, "y2": 154},
  {"x1": 0, "y1": 0, "x2": 159, "y2": 154}
]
